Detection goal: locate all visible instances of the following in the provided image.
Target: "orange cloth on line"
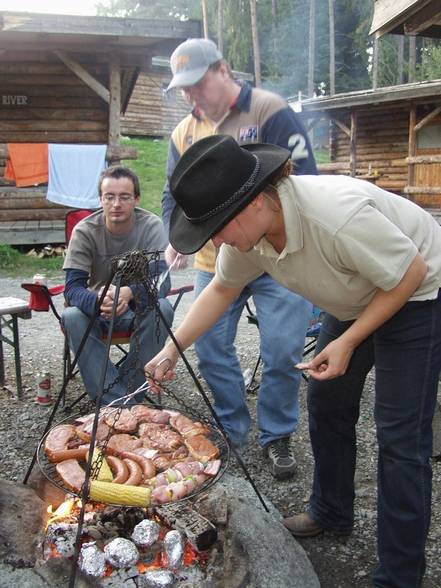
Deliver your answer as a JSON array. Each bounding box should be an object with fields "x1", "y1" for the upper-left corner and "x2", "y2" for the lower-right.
[{"x1": 4, "y1": 143, "x2": 48, "y2": 187}]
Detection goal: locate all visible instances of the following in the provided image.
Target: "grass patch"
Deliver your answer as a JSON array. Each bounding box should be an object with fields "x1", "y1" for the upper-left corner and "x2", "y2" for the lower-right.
[
  {"x1": 122, "y1": 136, "x2": 168, "y2": 215},
  {"x1": 0, "y1": 244, "x2": 64, "y2": 278},
  {"x1": 314, "y1": 148, "x2": 330, "y2": 164},
  {"x1": 2, "y1": 137, "x2": 330, "y2": 276}
]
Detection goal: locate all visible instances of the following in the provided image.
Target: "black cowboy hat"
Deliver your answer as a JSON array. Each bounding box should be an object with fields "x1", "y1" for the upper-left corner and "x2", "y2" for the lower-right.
[{"x1": 169, "y1": 135, "x2": 290, "y2": 254}]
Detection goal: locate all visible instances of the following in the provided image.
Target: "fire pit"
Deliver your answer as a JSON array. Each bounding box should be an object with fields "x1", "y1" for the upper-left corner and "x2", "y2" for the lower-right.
[
  {"x1": 34, "y1": 404, "x2": 229, "y2": 585},
  {"x1": 43, "y1": 497, "x2": 218, "y2": 586}
]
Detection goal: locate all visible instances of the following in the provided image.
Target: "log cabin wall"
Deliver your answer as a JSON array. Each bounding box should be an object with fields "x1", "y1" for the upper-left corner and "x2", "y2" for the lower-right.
[
  {"x1": 328, "y1": 104, "x2": 410, "y2": 193},
  {"x1": 0, "y1": 54, "x2": 109, "y2": 229},
  {"x1": 121, "y1": 68, "x2": 190, "y2": 138},
  {"x1": 0, "y1": 55, "x2": 108, "y2": 144},
  {"x1": 310, "y1": 96, "x2": 441, "y2": 210},
  {"x1": 411, "y1": 108, "x2": 441, "y2": 208}
]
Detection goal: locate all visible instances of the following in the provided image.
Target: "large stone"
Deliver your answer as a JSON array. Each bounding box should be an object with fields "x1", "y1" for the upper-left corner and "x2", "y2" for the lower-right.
[
  {"x1": 0, "y1": 478, "x2": 46, "y2": 568},
  {"x1": 196, "y1": 474, "x2": 320, "y2": 588}
]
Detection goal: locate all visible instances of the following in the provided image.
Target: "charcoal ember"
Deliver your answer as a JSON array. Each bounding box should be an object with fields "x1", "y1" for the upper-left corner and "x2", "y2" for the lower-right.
[
  {"x1": 138, "y1": 569, "x2": 176, "y2": 587},
  {"x1": 131, "y1": 519, "x2": 160, "y2": 547},
  {"x1": 79, "y1": 541, "x2": 106, "y2": 577},
  {"x1": 104, "y1": 537, "x2": 139, "y2": 568},
  {"x1": 163, "y1": 530, "x2": 183, "y2": 569},
  {"x1": 46, "y1": 522, "x2": 78, "y2": 557}
]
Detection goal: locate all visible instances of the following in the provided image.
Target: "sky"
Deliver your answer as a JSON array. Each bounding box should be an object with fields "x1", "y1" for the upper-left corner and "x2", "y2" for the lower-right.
[{"x1": 0, "y1": 0, "x2": 103, "y2": 16}]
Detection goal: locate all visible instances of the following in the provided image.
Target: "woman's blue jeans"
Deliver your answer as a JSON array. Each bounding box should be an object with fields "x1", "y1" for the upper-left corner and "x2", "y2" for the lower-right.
[
  {"x1": 307, "y1": 290, "x2": 441, "y2": 588},
  {"x1": 194, "y1": 271, "x2": 312, "y2": 447}
]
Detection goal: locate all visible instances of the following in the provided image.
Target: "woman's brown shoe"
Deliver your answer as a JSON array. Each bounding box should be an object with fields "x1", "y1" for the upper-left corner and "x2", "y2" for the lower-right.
[
  {"x1": 283, "y1": 513, "x2": 324, "y2": 537},
  {"x1": 284, "y1": 512, "x2": 352, "y2": 538}
]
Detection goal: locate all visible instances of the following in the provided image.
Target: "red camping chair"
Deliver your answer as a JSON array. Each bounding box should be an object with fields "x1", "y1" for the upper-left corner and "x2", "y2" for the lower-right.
[{"x1": 21, "y1": 209, "x2": 194, "y2": 407}]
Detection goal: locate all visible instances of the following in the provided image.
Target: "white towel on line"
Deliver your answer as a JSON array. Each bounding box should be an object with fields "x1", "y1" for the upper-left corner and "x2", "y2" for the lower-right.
[{"x1": 47, "y1": 144, "x2": 107, "y2": 208}]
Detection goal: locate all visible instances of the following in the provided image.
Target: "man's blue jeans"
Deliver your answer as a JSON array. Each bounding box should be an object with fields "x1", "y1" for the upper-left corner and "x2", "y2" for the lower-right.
[
  {"x1": 307, "y1": 290, "x2": 441, "y2": 588},
  {"x1": 194, "y1": 271, "x2": 312, "y2": 447},
  {"x1": 62, "y1": 299, "x2": 174, "y2": 404}
]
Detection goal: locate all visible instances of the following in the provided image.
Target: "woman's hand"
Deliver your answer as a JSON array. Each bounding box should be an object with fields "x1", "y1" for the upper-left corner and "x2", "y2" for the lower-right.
[
  {"x1": 296, "y1": 338, "x2": 356, "y2": 380},
  {"x1": 164, "y1": 243, "x2": 188, "y2": 269},
  {"x1": 144, "y1": 346, "x2": 179, "y2": 393}
]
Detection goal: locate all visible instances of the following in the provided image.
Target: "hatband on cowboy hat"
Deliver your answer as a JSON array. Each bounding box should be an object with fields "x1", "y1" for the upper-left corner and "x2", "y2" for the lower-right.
[{"x1": 169, "y1": 135, "x2": 290, "y2": 254}]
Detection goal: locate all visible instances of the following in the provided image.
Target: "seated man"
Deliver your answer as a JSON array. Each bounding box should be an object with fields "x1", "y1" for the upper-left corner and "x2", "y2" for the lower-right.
[{"x1": 62, "y1": 165, "x2": 173, "y2": 404}]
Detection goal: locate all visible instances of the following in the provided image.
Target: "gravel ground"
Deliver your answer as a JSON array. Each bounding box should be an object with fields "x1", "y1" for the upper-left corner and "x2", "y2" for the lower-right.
[{"x1": 1, "y1": 269, "x2": 441, "y2": 587}]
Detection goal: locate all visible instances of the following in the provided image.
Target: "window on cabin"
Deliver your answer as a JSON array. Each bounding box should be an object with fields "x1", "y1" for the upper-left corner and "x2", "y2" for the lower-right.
[{"x1": 417, "y1": 124, "x2": 441, "y2": 149}]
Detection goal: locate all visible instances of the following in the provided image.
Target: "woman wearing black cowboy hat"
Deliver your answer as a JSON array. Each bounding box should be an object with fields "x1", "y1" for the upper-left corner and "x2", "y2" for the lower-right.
[{"x1": 145, "y1": 134, "x2": 441, "y2": 588}]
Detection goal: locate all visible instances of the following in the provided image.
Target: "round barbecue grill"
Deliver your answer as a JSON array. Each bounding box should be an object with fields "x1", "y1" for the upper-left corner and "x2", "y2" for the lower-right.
[{"x1": 37, "y1": 406, "x2": 230, "y2": 507}]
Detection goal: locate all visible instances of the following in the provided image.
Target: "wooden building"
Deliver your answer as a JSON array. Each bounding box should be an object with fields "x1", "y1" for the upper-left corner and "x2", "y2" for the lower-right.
[
  {"x1": 370, "y1": 0, "x2": 441, "y2": 38},
  {"x1": 0, "y1": 11, "x2": 199, "y2": 245},
  {"x1": 295, "y1": 80, "x2": 441, "y2": 214},
  {"x1": 121, "y1": 63, "x2": 253, "y2": 139},
  {"x1": 121, "y1": 59, "x2": 190, "y2": 138}
]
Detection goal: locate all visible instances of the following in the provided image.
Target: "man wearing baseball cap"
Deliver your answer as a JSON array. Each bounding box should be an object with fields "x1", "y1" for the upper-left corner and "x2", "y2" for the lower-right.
[{"x1": 161, "y1": 37, "x2": 317, "y2": 480}]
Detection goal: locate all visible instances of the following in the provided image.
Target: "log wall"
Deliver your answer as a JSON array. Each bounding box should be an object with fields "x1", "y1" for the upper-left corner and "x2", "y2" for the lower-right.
[
  {"x1": 327, "y1": 103, "x2": 441, "y2": 208},
  {"x1": 329, "y1": 105, "x2": 410, "y2": 192},
  {"x1": 121, "y1": 69, "x2": 190, "y2": 138},
  {"x1": 0, "y1": 58, "x2": 108, "y2": 144}
]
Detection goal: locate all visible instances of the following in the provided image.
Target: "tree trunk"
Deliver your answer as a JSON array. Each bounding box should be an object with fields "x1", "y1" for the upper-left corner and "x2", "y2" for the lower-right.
[
  {"x1": 201, "y1": 0, "x2": 209, "y2": 39},
  {"x1": 271, "y1": 0, "x2": 277, "y2": 57},
  {"x1": 217, "y1": 0, "x2": 224, "y2": 54},
  {"x1": 328, "y1": 0, "x2": 335, "y2": 95},
  {"x1": 372, "y1": 36, "x2": 378, "y2": 90},
  {"x1": 308, "y1": 0, "x2": 315, "y2": 97},
  {"x1": 409, "y1": 35, "x2": 416, "y2": 83},
  {"x1": 249, "y1": 0, "x2": 261, "y2": 87},
  {"x1": 397, "y1": 36, "x2": 405, "y2": 84}
]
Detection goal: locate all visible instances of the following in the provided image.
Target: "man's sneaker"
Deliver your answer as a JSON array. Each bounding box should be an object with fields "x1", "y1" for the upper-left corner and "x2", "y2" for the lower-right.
[{"x1": 264, "y1": 437, "x2": 296, "y2": 480}]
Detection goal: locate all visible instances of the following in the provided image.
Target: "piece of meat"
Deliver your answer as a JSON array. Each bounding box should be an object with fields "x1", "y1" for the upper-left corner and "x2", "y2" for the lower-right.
[
  {"x1": 56, "y1": 459, "x2": 86, "y2": 493},
  {"x1": 113, "y1": 450, "x2": 156, "y2": 481},
  {"x1": 132, "y1": 447, "x2": 158, "y2": 460},
  {"x1": 131, "y1": 405, "x2": 170, "y2": 424},
  {"x1": 76, "y1": 416, "x2": 111, "y2": 443},
  {"x1": 107, "y1": 434, "x2": 143, "y2": 454},
  {"x1": 107, "y1": 455, "x2": 129, "y2": 484},
  {"x1": 138, "y1": 423, "x2": 183, "y2": 452},
  {"x1": 152, "y1": 453, "x2": 173, "y2": 472},
  {"x1": 171, "y1": 445, "x2": 189, "y2": 460},
  {"x1": 203, "y1": 459, "x2": 222, "y2": 477},
  {"x1": 44, "y1": 424, "x2": 78, "y2": 461},
  {"x1": 174, "y1": 461, "x2": 205, "y2": 477},
  {"x1": 123, "y1": 458, "x2": 143, "y2": 486},
  {"x1": 184, "y1": 435, "x2": 220, "y2": 463},
  {"x1": 151, "y1": 473, "x2": 208, "y2": 504},
  {"x1": 138, "y1": 422, "x2": 169, "y2": 437},
  {"x1": 103, "y1": 408, "x2": 138, "y2": 433},
  {"x1": 47, "y1": 446, "x2": 89, "y2": 463},
  {"x1": 169, "y1": 414, "x2": 211, "y2": 438}
]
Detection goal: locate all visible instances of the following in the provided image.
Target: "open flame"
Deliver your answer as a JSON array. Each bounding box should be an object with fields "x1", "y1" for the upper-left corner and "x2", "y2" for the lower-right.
[
  {"x1": 44, "y1": 499, "x2": 209, "y2": 579},
  {"x1": 46, "y1": 497, "x2": 81, "y2": 529}
]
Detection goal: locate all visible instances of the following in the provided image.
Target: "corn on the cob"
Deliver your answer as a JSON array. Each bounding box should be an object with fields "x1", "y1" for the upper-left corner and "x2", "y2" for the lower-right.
[
  {"x1": 88, "y1": 447, "x2": 113, "y2": 482},
  {"x1": 90, "y1": 480, "x2": 151, "y2": 506}
]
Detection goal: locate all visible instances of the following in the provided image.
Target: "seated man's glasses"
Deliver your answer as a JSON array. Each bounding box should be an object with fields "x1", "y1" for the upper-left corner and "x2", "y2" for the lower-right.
[{"x1": 102, "y1": 194, "x2": 134, "y2": 204}]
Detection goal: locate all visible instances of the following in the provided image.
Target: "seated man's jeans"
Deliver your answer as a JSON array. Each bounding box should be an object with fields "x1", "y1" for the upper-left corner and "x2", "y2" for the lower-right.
[
  {"x1": 194, "y1": 271, "x2": 312, "y2": 447},
  {"x1": 62, "y1": 299, "x2": 173, "y2": 404},
  {"x1": 308, "y1": 290, "x2": 441, "y2": 588}
]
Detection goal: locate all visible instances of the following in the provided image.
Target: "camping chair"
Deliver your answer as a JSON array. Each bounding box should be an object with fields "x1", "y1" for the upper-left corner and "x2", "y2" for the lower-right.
[
  {"x1": 244, "y1": 302, "x2": 323, "y2": 392},
  {"x1": 21, "y1": 208, "x2": 194, "y2": 408}
]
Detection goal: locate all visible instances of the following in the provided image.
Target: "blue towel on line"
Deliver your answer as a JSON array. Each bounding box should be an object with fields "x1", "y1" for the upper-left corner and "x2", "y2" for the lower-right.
[{"x1": 47, "y1": 144, "x2": 107, "y2": 208}]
